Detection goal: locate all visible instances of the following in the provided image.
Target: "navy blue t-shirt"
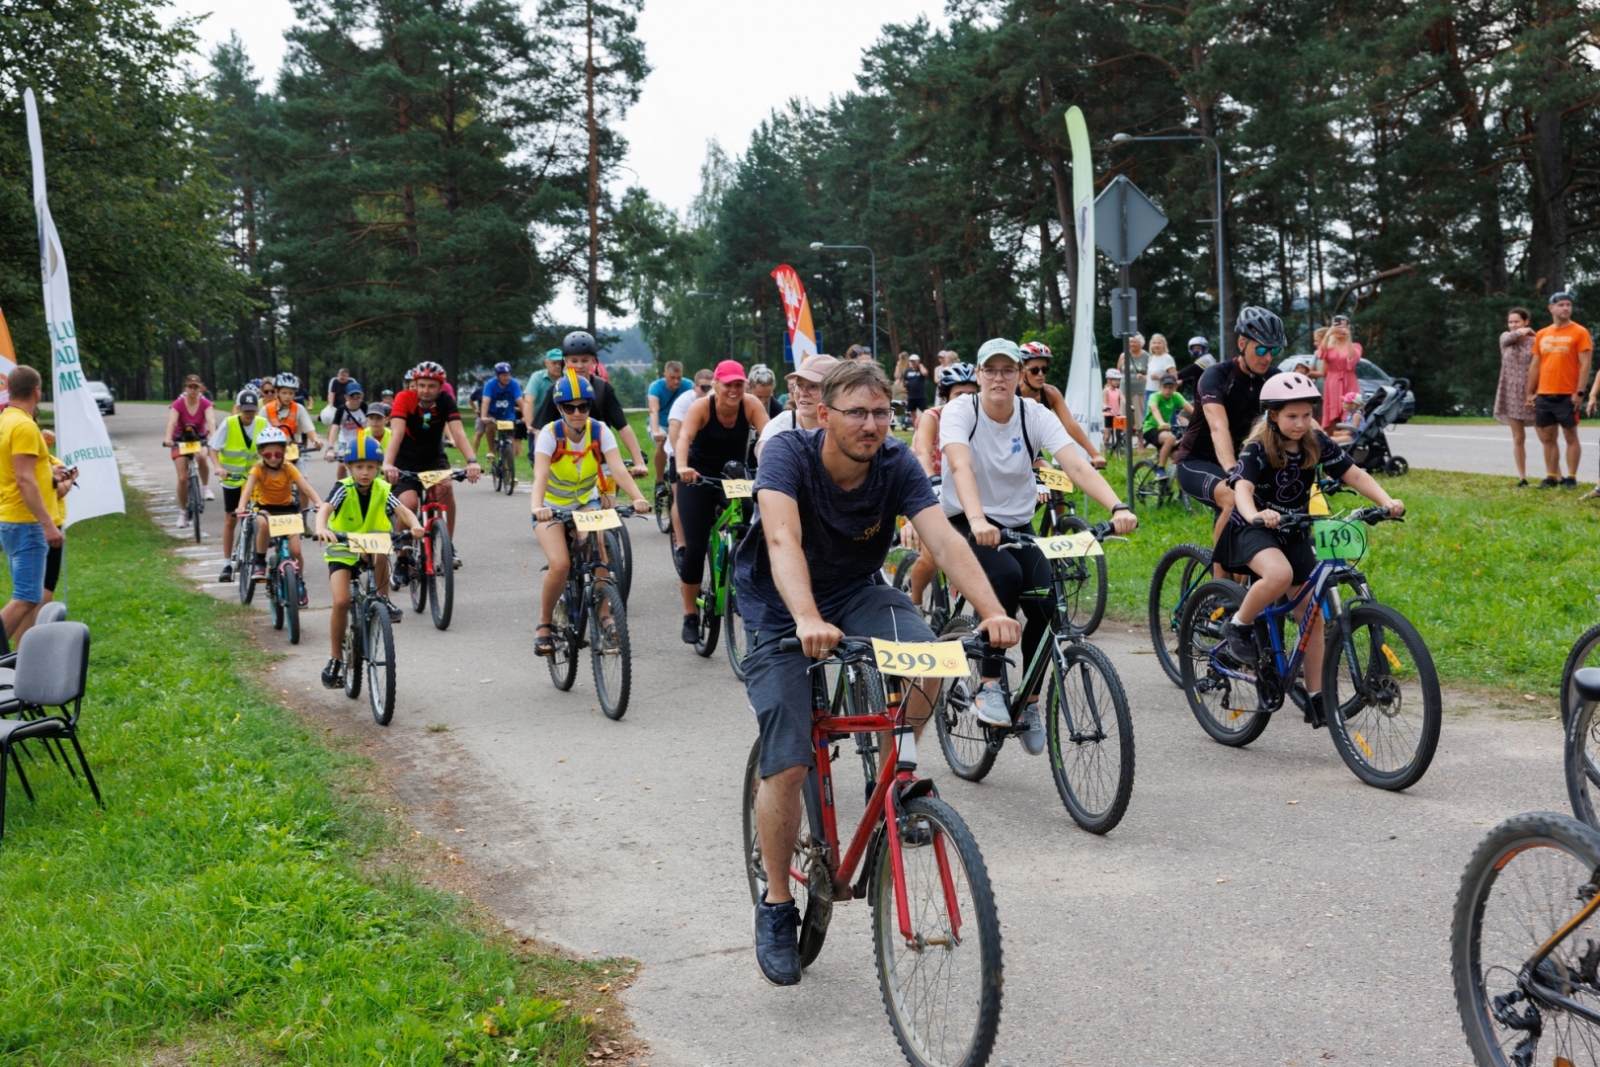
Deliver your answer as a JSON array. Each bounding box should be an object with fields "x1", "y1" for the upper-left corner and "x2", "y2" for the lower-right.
[{"x1": 735, "y1": 429, "x2": 939, "y2": 632}]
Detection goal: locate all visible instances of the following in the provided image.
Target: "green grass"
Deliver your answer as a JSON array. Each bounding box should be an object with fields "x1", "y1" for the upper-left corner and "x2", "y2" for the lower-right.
[
  {"x1": 1077, "y1": 461, "x2": 1600, "y2": 697},
  {"x1": 0, "y1": 501, "x2": 599, "y2": 1065}
]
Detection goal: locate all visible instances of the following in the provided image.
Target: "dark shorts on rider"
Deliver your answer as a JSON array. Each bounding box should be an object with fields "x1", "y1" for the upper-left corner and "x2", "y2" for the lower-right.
[
  {"x1": 1175, "y1": 459, "x2": 1229, "y2": 512},
  {"x1": 743, "y1": 583, "x2": 934, "y2": 779},
  {"x1": 223, "y1": 485, "x2": 243, "y2": 513},
  {"x1": 1142, "y1": 427, "x2": 1170, "y2": 448},
  {"x1": 394, "y1": 465, "x2": 449, "y2": 499},
  {"x1": 1217, "y1": 525, "x2": 1318, "y2": 585}
]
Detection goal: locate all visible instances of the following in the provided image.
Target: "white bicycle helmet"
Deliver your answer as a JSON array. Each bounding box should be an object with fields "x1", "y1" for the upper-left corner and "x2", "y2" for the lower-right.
[
  {"x1": 255, "y1": 426, "x2": 289, "y2": 450},
  {"x1": 1260, "y1": 372, "x2": 1320, "y2": 408},
  {"x1": 1187, "y1": 335, "x2": 1209, "y2": 351},
  {"x1": 274, "y1": 372, "x2": 300, "y2": 390}
]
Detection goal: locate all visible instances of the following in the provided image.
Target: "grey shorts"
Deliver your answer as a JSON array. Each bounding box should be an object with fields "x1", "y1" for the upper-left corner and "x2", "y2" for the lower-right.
[{"x1": 743, "y1": 582, "x2": 935, "y2": 779}]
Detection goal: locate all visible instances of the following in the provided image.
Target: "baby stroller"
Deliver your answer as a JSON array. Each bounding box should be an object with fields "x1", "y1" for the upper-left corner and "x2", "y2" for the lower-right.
[{"x1": 1340, "y1": 379, "x2": 1409, "y2": 476}]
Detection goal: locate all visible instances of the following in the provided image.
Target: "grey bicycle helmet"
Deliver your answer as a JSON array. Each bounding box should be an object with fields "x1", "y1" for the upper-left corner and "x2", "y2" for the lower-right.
[
  {"x1": 562, "y1": 330, "x2": 598, "y2": 357},
  {"x1": 1234, "y1": 306, "x2": 1287, "y2": 348},
  {"x1": 273, "y1": 371, "x2": 300, "y2": 390}
]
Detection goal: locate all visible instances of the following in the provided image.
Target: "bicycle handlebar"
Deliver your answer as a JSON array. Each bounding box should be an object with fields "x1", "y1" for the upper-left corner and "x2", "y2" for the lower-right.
[
  {"x1": 777, "y1": 632, "x2": 993, "y2": 663},
  {"x1": 1252, "y1": 506, "x2": 1403, "y2": 531},
  {"x1": 545, "y1": 504, "x2": 640, "y2": 525},
  {"x1": 996, "y1": 520, "x2": 1118, "y2": 546},
  {"x1": 327, "y1": 530, "x2": 416, "y2": 544},
  {"x1": 397, "y1": 469, "x2": 470, "y2": 483}
]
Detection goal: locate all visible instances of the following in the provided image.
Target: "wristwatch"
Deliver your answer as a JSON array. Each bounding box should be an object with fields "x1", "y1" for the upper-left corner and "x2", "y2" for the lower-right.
[{"x1": 1111, "y1": 503, "x2": 1131, "y2": 515}]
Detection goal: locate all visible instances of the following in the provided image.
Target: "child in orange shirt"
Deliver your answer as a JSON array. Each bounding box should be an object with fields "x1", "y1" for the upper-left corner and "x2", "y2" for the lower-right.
[{"x1": 235, "y1": 426, "x2": 322, "y2": 600}]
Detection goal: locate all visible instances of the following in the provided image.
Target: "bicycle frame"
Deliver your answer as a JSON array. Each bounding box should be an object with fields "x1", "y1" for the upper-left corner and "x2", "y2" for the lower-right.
[
  {"x1": 702, "y1": 497, "x2": 746, "y2": 615},
  {"x1": 1205, "y1": 556, "x2": 1351, "y2": 689},
  {"x1": 1517, "y1": 879, "x2": 1600, "y2": 1025},
  {"x1": 804, "y1": 661, "x2": 964, "y2": 944}
]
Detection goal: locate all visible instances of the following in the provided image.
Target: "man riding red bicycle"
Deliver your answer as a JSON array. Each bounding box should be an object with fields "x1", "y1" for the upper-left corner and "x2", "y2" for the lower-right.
[
  {"x1": 382, "y1": 361, "x2": 481, "y2": 566},
  {"x1": 734, "y1": 358, "x2": 1019, "y2": 986}
]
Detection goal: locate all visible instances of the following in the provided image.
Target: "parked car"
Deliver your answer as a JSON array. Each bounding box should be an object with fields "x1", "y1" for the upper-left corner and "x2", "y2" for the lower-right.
[
  {"x1": 1276, "y1": 355, "x2": 1414, "y2": 422},
  {"x1": 87, "y1": 380, "x2": 114, "y2": 415}
]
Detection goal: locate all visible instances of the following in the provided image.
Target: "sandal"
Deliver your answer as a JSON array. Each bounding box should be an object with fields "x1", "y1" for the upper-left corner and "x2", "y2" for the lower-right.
[{"x1": 534, "y1": 622, "x2": 554, "y2": 657}]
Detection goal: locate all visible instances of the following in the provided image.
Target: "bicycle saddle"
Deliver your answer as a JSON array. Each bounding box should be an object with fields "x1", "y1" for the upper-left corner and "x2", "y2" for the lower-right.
[{"x1": 1576, "y1": 668, "x2": 1600, "y2": 704}]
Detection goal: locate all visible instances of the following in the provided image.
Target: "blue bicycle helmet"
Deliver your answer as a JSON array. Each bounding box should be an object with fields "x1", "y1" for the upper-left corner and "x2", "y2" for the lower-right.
[
  {"x1": 343, "y1": 430, "x2": 385, "y2": 463},
  {"x1": 552, "y1": 369, "x2": 594, "y2": 404},
  {"x1": 493, "y1": 362, "x2": 512, "y2": 375}
]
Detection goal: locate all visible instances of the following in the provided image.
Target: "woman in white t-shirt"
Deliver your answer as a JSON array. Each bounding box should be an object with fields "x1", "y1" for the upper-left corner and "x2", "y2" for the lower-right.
[
  {"x1": 754, "y1": 354, "x2": 837, "y2": 461},
  {"x1": 940, "y1": 338, "x2": 1137, "y2": 751},
  {"x1": 1144, "y1": 334, "x2": 1177, "y2": 405}
]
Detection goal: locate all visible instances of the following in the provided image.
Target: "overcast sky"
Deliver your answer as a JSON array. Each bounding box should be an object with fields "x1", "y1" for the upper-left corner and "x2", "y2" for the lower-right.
[{"x1": 167, "y1": 0, "x2": 946, "y2": 324}]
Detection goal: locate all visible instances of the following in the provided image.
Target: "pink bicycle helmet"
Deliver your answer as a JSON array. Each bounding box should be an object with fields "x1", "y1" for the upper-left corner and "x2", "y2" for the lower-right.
[
  {"x1": 1341, "y1": 391, "x2": 1362, "y2": 405},
  {"x1": 1260, "y1": 372, "x2": 1320, "y2": 408}
]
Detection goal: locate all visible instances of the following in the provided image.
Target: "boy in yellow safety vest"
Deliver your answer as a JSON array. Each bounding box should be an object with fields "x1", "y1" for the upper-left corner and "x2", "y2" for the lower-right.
[
  {"x1": 529, "y1": 370, "x2": 650, "y2": 656},
  {"x1": 208, "y1": 388, "x2": 268, "y2": 582},
  {"x1": 314, "y1": 431, "x2": 424, "y2": 690}
]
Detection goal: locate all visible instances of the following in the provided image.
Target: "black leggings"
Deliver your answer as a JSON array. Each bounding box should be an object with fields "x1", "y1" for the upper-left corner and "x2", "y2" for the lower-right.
[
  {"x1": 676, "y1": 481, "x2": 723, "y2": 586},
  {"x1": 948, "y1": 515, "x2": 1052, "y2": 678}
]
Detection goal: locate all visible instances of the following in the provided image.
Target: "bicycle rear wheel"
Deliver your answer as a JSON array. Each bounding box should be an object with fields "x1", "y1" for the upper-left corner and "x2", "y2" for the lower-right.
[
  {"x1": 1562, "y1": 623, "x2": 1600, "y2": 730},
  {"x1": 1566, "y1": 693, "x2": 1600, "y2": 828},
  {"x1": 407, "y1": 544, "x2": 427, "y2": 614},
  {"x1": 1131, "y1": 459, "x2": 1164, "y2": 509},
  {"x1": 1149, "y1": 543, "x2": 1213, "y2": 687},
  {"x1": 428, "y1": 521, "x2": 454, "y2": 630},
  {"x1": 282, "y1": 562, "x2": 300, "y2": 645},
  {"x1": 874, "y1": 796, "x2": 1002, "y2": 1067},
  {"x1": 546, "y1": 596, "x2": 579, "y2": 690},
  {"x1": 189, "y1": 467, "x2": 203, "y2": 543},
  {"x1": 724, "y1": 579, "x2": 748, "y2": 682},
  {"x1": 741, "y1": 739, "x2": 830, "y2": 967},
  {"x1": 342, "y1": 611, "x2": 363, "y2": 700},
  {"x1": 932, "y1": 615, "x2": 996, "y2": 782},
  {"x1": 1323, "y1": 602, "x2": 1441, "y2": 790},
  {"x1": 1453, "y1": 811, "x2": 1600, "y2": 1067},
  {"x1": 1046, "y1": 640, "x2": 1134, "y2": 834},
  {"x1": 654, "y1": 480, "x2": 672, "y2": 534},
  {"x1": 590, "y1": 581, "x2": 631, "y2": 720},
  {"x1": 1178, "y1": 579, "x2": 1270, "y2": 747},
  {"x1": 366, "y1": 601, "x2": 396, "y2": 725},
  {"x1": 1056, "y1": 515, "x2": 1106, "y2": 636}
]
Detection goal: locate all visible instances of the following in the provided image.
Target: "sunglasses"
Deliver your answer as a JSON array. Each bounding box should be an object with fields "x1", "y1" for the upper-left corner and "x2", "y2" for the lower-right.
[
  {"x1": 1250, "y1": 344, "x2": 1284, "y2": 359},
  {"x1": 559, "y1": 402, "x2": 591, "y2": 415},
  {"x1": 1023, "y1": 365, "x2": 1048, "y2": 375}
]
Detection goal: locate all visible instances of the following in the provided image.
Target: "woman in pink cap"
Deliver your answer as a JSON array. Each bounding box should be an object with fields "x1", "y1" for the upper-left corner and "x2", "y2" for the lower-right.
[{"x1": 673, "y1": 360, "x2": 771, "y2": 644}]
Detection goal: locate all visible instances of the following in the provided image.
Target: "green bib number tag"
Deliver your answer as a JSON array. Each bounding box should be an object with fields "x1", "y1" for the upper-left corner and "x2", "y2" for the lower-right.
[{"x1": 1312, "y1": 519, "x2": 1367, "y2": 561}]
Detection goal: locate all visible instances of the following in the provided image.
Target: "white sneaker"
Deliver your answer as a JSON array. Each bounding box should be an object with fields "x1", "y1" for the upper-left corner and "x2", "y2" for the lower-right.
[
  {"x1": 174, "y1": 513, "x2": 191, "y2": 527},
  {"x1": 971, "y1": 681, "x2": 1011, "y2": 726},
  {"x1": 203, "y1": 487, "x2": 215, "y2": 501}
]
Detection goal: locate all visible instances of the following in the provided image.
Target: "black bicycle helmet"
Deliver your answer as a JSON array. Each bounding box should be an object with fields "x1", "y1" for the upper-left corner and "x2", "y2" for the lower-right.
[
  {"x1": 562, "y1": 330, "x2": 598, "y2": 357},
  {"x1": 1234, "y1": 305, "x2": 1287, "y2": 348}
]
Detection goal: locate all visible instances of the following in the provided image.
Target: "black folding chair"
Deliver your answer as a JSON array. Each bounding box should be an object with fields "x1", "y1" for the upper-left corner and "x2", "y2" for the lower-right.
[{"x1": 0, "y1": 621, "x2": 101, "y2": 839}]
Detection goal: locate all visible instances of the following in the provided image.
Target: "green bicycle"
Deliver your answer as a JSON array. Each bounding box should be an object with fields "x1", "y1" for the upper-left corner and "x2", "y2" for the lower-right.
[{"x1": 684, "y1": 463, "x2": 753, "y2": 680}]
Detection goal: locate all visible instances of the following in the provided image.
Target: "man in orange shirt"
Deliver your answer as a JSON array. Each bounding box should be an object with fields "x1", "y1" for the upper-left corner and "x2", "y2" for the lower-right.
[{"x1": 1527, "y1": 291, "x2": 1593, "y2": 488}]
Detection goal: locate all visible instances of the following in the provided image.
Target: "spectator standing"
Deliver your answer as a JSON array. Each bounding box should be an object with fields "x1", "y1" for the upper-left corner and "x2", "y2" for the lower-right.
[
  {"x1": 1117, "y1": 334, "x2": 1149, "y2": 445},
  {"x1": 1527, "y1": 291, "x2": 1592, "y2": 488},
  {"x1": 39, "y1": 429, "x2": 75, "y2": 608},
  {"x1": 1316, "y1": 316, "x2": 1362, "y2": 430},
  {"x1": 937, "y1": 349, "x2": 960, "y2": 369},
  {"x1": 899, "y1": 354, "x2": 929, "y2": 421},
  {"x1": 1495, "y1": 307, "x2": 1538, "y2": 487},
  {"x1": 1145, "y1": 333, "x2": 1176, "y2": 409},
  {"x1": 647, "y1": 361, "x2": 693, "y2": 481},
  {"x1": 0, "y1": 366, "x2": 61, "y2": 640}
]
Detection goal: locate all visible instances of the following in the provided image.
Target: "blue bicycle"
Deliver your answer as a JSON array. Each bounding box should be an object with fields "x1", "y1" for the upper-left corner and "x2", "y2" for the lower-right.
[{"x1": 1176, "y1": 507, "x2": 1441, "y2": 791}]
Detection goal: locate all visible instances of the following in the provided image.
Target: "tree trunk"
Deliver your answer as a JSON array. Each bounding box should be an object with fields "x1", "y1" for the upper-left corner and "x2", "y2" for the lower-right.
[
  {"x1": 585, "y1": 0, "x2": 600, "y2": 333},
  {"x1": 933, "y1": 264, "x2": 950, "y2": 348},
  {"x1": 1040, "y1": 218, "x2": 1066, "y2": 323},
  {"x1": 1527, "y1": 74, "x2": 1569, "y2": 292}
]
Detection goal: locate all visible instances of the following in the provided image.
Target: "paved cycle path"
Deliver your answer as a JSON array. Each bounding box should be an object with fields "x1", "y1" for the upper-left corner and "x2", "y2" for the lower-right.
[{"x1": 113, "y1": 402, "x2": 1555, "y2": 1066}]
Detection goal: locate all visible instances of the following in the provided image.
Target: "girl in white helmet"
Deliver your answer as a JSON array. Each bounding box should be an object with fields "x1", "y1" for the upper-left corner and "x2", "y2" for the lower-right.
[{"x1": 1216, "y1": 372, "x2": 1404, "y2": 723}]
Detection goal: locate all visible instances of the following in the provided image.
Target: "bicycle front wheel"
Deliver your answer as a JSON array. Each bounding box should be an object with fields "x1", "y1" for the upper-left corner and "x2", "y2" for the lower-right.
[
  {"x1": 236, "y1": 519, "x2": 256, "y2": 605},
  {"x1": 1323, "y1": 602, "x2": 1441, "y2": 790},
  {"x1": 189, "y1": 467, "x2": 204, "y2": 542},
  {"x1": 366, "y1": 601, "x2": 396, "y2": 726},
  {"x1": 604, "y1": 523, "x2": 632, "y2": 604},
  {"x1": 342, "y1": 612, "x2": 363, "y2": 700},
  {"x1": 1566, "y1": 692, "x2": 1600, "y2": 828},
  {"x1": 1131, "y1": 459, "x2": 1164, "y2": 509},
  {"x1": 1453, "y1": 811, "x2": 1600, "y2": 1067},
  {"x1": 654, "y1": 480, "x2": 673, "y2": 534},
  {"x1": 1178, "y1": 579, "x2": 1269, "y2": 747},
  {"x1": 502, "y1": 442, "x2": 517, "y2": 494},
  {"x1": 694, "y1": 589, "x2": 721, "y2": 658},
  {"x1": 408, "y1": 544, "x2": 427, "y2": 614},
  {"x1": 724, "y1": 579, "x2": 748, "y2": 682},
  {"x1": 1046, "y1": 641, "x2": 1134, "y2": 834},
  {"x1": 874, "y1": 796, "x2": 1002, "y2": 1067},
  {"x1": 282, "y1": 563, "x2": 300, "y2": 646},
  {"x1": 1562, "y1": 623, "x2": 1600, "y2": 729},
  {"x1": 428, "y1": 521, "x2": 454, "y2": 630},
  {"x1": 590, "y1": 581, "x2": 631, "y2": 720},
  {"x1": 1056, "y1": 515, "x2": 1106, "y2": 636},
  {"x1": 1149, "y1": 543, "x2": 1213, "y2": 687},
  {"x1": 546, "y1": 596, "x2": 579, "y2": 691},
  {"x1": 932, "y1": 615, "x2": 996, "y2": 782}
]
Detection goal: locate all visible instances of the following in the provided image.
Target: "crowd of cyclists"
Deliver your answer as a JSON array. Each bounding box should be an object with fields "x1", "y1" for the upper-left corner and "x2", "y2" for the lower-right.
[{"x1": 162, "y1": 306, "x2": 1424, "y2": 1062}]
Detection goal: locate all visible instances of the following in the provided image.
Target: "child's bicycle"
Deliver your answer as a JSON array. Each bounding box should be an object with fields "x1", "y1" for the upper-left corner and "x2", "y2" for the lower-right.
[
  {"x1": 542, "y1": 504, "x2": 642, "y2": 720},
  {"x1": 327, "y1": 531, "x2": 412, "y2": 725},
  {"x1": 251, "y1": 506, "x2": 311, "y2": 646},
  {"x1": 393, "y1": 468, "x2": 467, "y2": 631},
  {"x1": 740, "y1": 633, "x2": 1001, "y2": 1067},
  {"x1": 1177, "y1": 506, "x2": 1441, "y2": 790},
  {"x1": 683, "y1": 464, "x2": 753, "y2": 680},
  {"x1": 488, "y1": 421, "x2": 517, "y2": 495}
]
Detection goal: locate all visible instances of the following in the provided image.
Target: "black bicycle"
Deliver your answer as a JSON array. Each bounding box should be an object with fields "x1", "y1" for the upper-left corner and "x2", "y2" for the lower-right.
[
  {"x1": 1034, "y1": 478, "x2": 1107, "y2": 636},
  {"x1": 1148, "y1": 542, "x2": 1213, "y2": 686},
  {"x1": 174, "y1": 427, "x2": 205, "y2": 543},
  {"x1": 328, "y1": 531, "x2": 411, "y2": 726},
  {"x1": 542, "y1": 505, "x2": 639, "y2": 720},
  {"x1": 489, "y1": 421, "x2": 517, "y2": 495},
  {"x1": 933, "y1": 522, "x2": 1135, "y2": 834}
]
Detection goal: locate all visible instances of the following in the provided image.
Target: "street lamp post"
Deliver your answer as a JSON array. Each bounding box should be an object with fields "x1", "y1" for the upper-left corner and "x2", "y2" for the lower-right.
[
  {"x1": 1111, "y1": 132, "x2": 1227, "y2": 352},
  {"x1": 809, "y1": 241, "x2": 878, "y2": 363},
  {"x1": 685, "y1": 290, "x2": 735, "y2": 361}
]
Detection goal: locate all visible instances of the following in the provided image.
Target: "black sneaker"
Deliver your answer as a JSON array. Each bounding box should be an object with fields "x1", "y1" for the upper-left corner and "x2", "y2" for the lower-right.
[
  {"x1": 753, "y1": 894, "x2": 803, "y2": 986},
  {"x1": 1223, "y1": 621, "x2": 1258, "y2": 665},
  {"x1": 251, "y1": 562, "x2": 267, "y2": 582},
  {"x1": 1514, "y1": 479, "x2": 1529, "y2": 489},
  {"x1": 1304, "y1": 691, "x2": 1326, "y2": 729},
  {"x1": 381, "y1": 597, "x2": 403, "y2": 623},
  {"x1": 1562, "y1": 477, "x2": 1579, "y2": 489},
  {"x1": 681, "y1": 613, "x2": 699, "y2": 644},
  {"x1": 299, "y1": 582, "x2": 309, "y2": 608},
  {"x1": 218, "y1": 562, "x2": 234, "y2": 583},
  {"x1": 320, "y1": 658, "x2": 344, "y2": 689},
  {"x1": 1540, "y1": 476, "x2": 1561, "y2": 488}
]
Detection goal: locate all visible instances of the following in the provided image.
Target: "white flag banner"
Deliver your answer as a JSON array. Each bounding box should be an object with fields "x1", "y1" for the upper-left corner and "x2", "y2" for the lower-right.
[
  {"x1": 25, "y1": 88, "x2": 124, "y2": 528},
  {"x1": 1062, "y1": 106, "x2": 1103, "y2": 447}
]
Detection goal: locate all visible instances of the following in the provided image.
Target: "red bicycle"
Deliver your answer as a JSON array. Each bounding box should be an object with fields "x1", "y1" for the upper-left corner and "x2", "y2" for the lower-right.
[
  {"x1": 394, "y1": 469, "x2": 467, "y2": 630},
  {"x1": 741, "y1": 634, "x2": 1002, "y2": 1067}
]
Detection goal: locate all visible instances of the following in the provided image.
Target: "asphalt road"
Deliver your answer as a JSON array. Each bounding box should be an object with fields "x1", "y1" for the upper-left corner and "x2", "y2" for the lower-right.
[
  {"x1": 1385, "y1": 421, "x2": 1580, "y2": 479},
  {"x1": 110, "y1": 402, "x2": 1564, "y2": 1067}
]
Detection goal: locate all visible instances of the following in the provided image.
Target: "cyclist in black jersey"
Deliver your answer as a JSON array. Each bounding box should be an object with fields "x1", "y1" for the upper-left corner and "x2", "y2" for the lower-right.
[{"x1": 1173, "y1": 306, "x2": 1285, "y2": 540}]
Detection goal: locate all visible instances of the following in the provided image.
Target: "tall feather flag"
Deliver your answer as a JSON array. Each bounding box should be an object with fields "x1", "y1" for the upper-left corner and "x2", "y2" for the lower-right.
[
  {"x1": 1062, "y1": 106, "x2": 1103, "y2": 448},
  {"x1": 770, "y1": 265, "x2": 819, "y2": 366}
]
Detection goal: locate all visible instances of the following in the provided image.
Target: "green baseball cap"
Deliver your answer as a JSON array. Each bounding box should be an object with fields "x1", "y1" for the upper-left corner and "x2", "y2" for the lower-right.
[{"x1": 975, "y1": 338, "x2": 1023, "y2": 366}]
